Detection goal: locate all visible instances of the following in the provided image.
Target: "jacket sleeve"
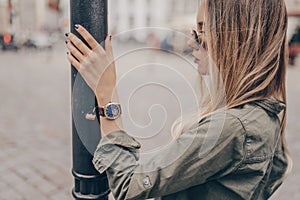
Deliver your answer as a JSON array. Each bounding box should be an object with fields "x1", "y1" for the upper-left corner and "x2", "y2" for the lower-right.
[
  {"x1": 92, "y1": 113, "x2": 246, "y2": 200},
  {"x1": 263, "y1": 136, "x2": 289, "y2": 198}
]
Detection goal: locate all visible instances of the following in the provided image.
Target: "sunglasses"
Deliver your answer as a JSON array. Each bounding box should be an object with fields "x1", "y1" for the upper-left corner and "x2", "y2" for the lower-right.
[{"x1": 192, "y1": 29, "x2": 207, "y2": 50}]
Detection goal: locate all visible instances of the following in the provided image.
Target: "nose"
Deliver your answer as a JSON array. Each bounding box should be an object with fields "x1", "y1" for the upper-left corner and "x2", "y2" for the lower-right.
[{"x1": 187, "y1": 36, "x2": 199, "y2": 50}]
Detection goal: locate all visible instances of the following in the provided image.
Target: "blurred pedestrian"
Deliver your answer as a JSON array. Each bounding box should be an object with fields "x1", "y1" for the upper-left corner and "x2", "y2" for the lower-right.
[
  {"x1": 288, "y1": 27, "x2": 300, "y2": 66},
  {"x1": 65, "y1": 0, "x2": 292, "y2": 199}
]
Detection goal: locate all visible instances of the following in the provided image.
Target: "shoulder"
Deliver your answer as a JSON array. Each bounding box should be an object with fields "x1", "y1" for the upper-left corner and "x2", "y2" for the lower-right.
[
  {"x1": 199, "y1": 99, "x2": 281, "y2": 138},
  {"x1": 198, "y1": 107, "x2": 246, "y2": 139},
  {"x1": 196, "y1": 110, "x2": 247, "y2": 159},
  {"x1": 224, "y1": 101, "x2": 282, "y2": 163},
  {"x1": 199, "y1": 100, "x2": 282, "y2": 160},
  {"x1": 225, "y1": 99, "x2": 283, "y2": 133}
]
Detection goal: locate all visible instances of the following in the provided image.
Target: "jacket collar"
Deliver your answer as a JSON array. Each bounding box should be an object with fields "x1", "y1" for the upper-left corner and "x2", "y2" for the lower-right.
[{"x1": 253, "y1": 97, "x2": 286, "y2": 115}]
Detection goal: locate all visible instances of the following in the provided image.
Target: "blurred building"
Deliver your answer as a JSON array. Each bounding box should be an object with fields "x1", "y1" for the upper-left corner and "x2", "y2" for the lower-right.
[
  {"x1": 0, "y1": 0, "x2": 65, "y2": 34},
  {"x1": 108, "y1": 0, "x2": 199, "y2": 42},
  {"x1": 108, "y1": 0, "x2": 300, "y2": 42},
  {"x1": 0, "y1": 0, "x2": 299, "y2": 42},
  {"x1": 0, "y1": 0, "x2": 17, "y2": 34},
  {"x1": 0, "y1": 0, "x2": 8, "y2": 34},
  {"x1": 20, "y1": 0, "x2": 62, "y2": 33}
]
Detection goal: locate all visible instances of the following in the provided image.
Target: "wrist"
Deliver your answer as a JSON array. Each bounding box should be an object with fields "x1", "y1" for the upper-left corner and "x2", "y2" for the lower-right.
[{"x1": 96, "y1": 86, "x2": 119, "y2": 106}]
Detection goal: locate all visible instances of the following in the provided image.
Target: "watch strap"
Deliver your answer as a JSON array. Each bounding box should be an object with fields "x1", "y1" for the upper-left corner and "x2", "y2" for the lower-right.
[{"x1": 97, "y1": 106, "x2": 105, "y2": 117}]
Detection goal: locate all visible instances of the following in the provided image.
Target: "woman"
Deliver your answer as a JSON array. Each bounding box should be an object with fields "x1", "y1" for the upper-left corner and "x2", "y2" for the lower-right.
[{"x1": 65, "y1": 0, "x2": 291, "y2": 199}]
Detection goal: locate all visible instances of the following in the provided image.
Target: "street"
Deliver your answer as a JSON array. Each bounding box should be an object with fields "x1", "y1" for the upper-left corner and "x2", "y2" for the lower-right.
[{"x1": 0, "y1": 39, "x2": 299, "y2": 199}]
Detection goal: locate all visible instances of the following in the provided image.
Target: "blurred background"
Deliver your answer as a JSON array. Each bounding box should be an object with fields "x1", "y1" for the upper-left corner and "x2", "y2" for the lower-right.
[
  {"x1": 1, "y1": 0, "x2": 300, "y2": 54},
  {"x1": 0, "y1": 0, "x2": 300, "y2": 199},
  {"x1": 0, "y1": 0, "x2": 200, "y2": 52}
]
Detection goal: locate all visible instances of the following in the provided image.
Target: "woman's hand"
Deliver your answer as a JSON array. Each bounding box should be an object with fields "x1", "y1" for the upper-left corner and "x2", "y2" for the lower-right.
[{"x1": 65, "y1": 24, "x2": 116, "y2": 104}]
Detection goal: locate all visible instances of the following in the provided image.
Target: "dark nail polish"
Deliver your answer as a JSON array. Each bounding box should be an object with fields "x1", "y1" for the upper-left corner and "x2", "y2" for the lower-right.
[
  {"x1": 110, "y1": 35, "x2": 112, "y2": 40},
  {"x1": 65, "y1": 33, "x2": 69, "y2": 37},
  {"x1": 65, "y1": 40, "x2": 68, "y2": 44},
  {"x1": 67, "y1": 52, "x2": 69, "y2": 55},
  {"x1": 75, "y1": 24, "x2": 79, "y2": 29}
]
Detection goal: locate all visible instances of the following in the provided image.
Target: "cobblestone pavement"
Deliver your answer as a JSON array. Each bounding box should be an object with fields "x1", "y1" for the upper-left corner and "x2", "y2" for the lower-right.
[
  {"x1": 0, "y1": 40, "x2": 299, "y2": 199},
  {"x1": 0, "y1": 43, "x2": 72, "y2": 199}
]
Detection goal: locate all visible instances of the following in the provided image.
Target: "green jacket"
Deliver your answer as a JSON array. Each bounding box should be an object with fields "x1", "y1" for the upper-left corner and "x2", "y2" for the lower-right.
[{"x1": 93, "y1": 98, "x2": 288, "y2": 200}]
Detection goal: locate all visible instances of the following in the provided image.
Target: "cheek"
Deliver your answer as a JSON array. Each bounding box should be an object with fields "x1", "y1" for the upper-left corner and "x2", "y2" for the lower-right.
[
  {"x1": 194, "y1": 49, "x2": 210, "y2": 75},
  {"x1": 193, "y1": 47, "x2": 207, "y2": 57},
  {"x1": 197, "y1": 60, "x2": 209, "y2": 75}
]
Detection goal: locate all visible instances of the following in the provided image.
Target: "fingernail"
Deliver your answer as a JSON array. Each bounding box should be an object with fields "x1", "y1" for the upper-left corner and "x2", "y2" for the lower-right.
[
  {"x1": 67, "y1": 52, "x2": 69, "y2": 55},
  {"x1": 110, "y1": 35, "x2": 112, "y2": 41},
  {"x1": 65, "y1": 33, "x2": 69, "y2": 37},
  {"x1": 75, "y1": 24, "x2": 79, "y2": 29},
  {"x1": 65, "y1": 40, "x2": 68, "y2": 44}
]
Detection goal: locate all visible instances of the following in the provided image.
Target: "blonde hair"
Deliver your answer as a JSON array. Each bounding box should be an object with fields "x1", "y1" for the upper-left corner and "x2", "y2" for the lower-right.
[{"x1": 172, "y1": 0, "x2": 292, "y2": 183}]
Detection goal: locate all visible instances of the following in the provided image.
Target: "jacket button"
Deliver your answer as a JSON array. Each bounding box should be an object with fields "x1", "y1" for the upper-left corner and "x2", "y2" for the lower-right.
[
  {"x1": 247, "y1": 150, "x2": 252, "y2": 155},
  {"x1": 143, "y1": 177, "x2": 150, "y2": 186}
]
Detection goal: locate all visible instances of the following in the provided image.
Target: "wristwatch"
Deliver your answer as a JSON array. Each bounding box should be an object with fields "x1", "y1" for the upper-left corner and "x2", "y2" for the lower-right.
[{"x1": 98, "y1": 102, "x2": 122, "y2": 120}]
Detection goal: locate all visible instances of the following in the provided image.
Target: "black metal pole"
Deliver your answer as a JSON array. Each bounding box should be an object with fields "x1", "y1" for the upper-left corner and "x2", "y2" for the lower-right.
[{"x1": 70, "y1": 0, "x2": 110, "y2": 199}]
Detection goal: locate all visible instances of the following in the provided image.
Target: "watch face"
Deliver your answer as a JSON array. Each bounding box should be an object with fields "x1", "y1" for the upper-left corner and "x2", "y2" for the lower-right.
[{"x1": 105, "y1": 104, "x2": 121, "y2": 119}]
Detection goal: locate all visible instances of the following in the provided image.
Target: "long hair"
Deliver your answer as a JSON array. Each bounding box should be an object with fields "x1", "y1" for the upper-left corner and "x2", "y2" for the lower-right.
[{"x1": 171, "y1": 0, "x2": 292, "y2": 183}]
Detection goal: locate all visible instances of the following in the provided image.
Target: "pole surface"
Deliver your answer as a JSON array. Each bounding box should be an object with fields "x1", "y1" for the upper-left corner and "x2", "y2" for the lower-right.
[{"x1": 70, "y1": 0, "x2": 109, "y2": 199}]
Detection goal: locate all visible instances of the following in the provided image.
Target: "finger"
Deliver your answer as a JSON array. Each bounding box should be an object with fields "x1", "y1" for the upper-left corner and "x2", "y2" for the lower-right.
[
  {"x1": 75, "y1": 24, "x2": 101, "y2": 50},
  {"x1": 66, "y1": 41, "x2": 85, "y2": 62},
  {"x1": 66, "y1": 32, "x2": 91, "y2": 56},
  {"x1": 105, "y1": 35, "x2": 114, "y2": 61},
  {"x1": 67, "y1": 52, "x2": 81, "y2": 71}
]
